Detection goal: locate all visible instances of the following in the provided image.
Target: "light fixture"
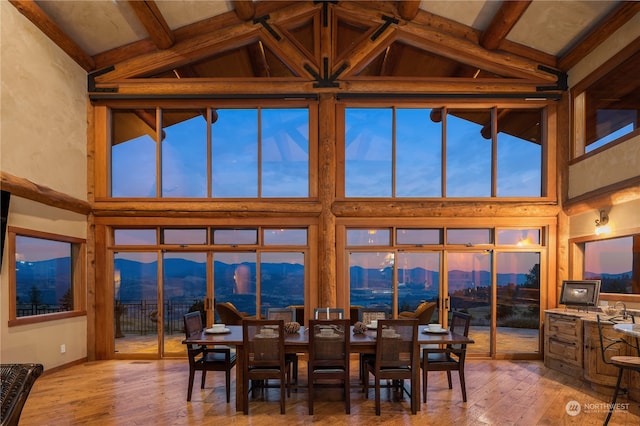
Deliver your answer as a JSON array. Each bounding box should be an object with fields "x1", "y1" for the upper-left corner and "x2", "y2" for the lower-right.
[{"x1": 595, "y1": 210, "x2": 610, "y2": 235}]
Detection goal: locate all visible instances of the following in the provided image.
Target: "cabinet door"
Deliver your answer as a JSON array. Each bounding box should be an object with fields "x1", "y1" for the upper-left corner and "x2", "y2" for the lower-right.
[{"x1": 583, "y1": 321, "x2": 626, "y2": 386}]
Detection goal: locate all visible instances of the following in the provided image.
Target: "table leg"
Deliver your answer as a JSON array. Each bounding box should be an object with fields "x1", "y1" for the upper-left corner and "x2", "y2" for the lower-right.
[{"x1": 235, "y1": 346, "x2": 244, "y2": 412}]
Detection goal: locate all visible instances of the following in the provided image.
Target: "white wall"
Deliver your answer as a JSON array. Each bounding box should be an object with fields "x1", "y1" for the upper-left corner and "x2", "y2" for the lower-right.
[{"x1": 0, "y1": 2, "x2": 88, "y2": 369}]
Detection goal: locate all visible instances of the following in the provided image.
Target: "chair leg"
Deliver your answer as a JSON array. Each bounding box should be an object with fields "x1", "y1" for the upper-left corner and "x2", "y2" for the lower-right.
[
  {"x1": 243, "y1": 377, "x2": 250, "y2": 415},
  {"x1": 345, "y1": 376, "x2": 351, "y2": 414},
  {"x1": 423, "y1": 366, "x2": 428, "y2": 403},
  {"x1": 280, "y1": 374, "x2": 286, "y2": 414},
  {"x1": 375, "y1": 380, "x2": 381, "y2": 416},
  {"x1": 446, "y1": 371, "x2": 453, "y2": 389},
  {"x1": 225, "y1": 369, "x2": 231, "y2": 403},
  {"x1": 308, "y1": 374, "x2": 314, "y2": 415},
  {"x1": 458, "y1": 368, "x2": 467, "y2": 402},
  {"x1": 604, "y1": 368, "x2": 624, "y2": 426},
  {"x1": 187, "y1": 370, "x2": 195, "y2": 402},
  {"x1": 201, "y1": 370, "x2": 207, "y2": 389}
]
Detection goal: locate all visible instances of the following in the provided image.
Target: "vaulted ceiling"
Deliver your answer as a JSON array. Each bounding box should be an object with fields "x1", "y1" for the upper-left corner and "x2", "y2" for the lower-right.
[{"x1": 9, "y1": 1, "x2": 639, "y2": 97}]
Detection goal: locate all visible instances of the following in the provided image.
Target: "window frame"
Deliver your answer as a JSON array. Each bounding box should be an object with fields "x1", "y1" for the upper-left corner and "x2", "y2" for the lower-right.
[
  {"x1": 570, "y1": 44, "x2": 640, "y2": 162},
  {"x1": 336, "y1": 101, "x2": 553, "y2": 201},
  {"x1": 8, "y1": 227, "x2": 87, "y2": 326}
]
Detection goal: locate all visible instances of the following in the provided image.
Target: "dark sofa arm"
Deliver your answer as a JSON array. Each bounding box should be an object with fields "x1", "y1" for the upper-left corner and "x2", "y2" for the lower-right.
[{"x1": 1, "y1": 363, "x2": 44, "y2": 426}]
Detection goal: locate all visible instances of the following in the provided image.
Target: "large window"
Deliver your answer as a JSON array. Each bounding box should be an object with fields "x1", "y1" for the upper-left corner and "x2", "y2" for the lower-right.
[
  {"x1": 573, "y1": 50, "x2": 640, "y2": 157},
  {"x1": 8, "y1": 227, "x2": 85, "y2": 325},
  {"x1": 343, "y1": 107, "x2": 543, "y2": 198},
  {"x1": 582, "y1": 235, "x2": 639, "y2": 295},
  {"x1": 111, "y1": 107, "x2": 310, "y2": 198}
]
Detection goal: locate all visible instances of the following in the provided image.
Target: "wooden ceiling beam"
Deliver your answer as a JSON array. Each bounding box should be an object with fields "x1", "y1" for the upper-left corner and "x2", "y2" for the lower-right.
[
  {"x1": 127, "y1": 0, "x2": 175, "y2": 49},
  {"x1": 247, "y1": 42, "x2": 271, "y2": 77},
  {"x1": 338, "y1": 26, "x2": 397, "y2": 78},
  {"x1": 480, "y1": 1, "x2": 532, "y2": 50},
  {"x1": 9, "y1": 0, "x2": 95, "y2": 71},
  {"x1": 396, "y1": 0, "x2": 420, "y2": 21},
  {"x1": 232, "y1": 0, "x2": 256, "y2": 21},
  {"x1": 92, "y1": 77, "x2": 547, "y2": 96},
  {"x1": 559, "y1": 2, "x2": 640, "y2": 71},
  {"x1": 257, "y1": 25, "x2": 318, "y2": 78}
]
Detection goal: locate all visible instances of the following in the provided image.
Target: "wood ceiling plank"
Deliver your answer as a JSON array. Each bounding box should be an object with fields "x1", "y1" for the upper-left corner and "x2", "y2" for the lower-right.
[
  {"x1": 127, "y1": 0, "x2": 175, "y2": 49},
  {"x1": 559, "y1": 2, "x2": 640, "y2": 71},
  {"x1": 480, "y1": 1, "x2": 532, "y2": 50},
  {"x1": 9, "y1": 0, "x2": 95, "y2": 71}
]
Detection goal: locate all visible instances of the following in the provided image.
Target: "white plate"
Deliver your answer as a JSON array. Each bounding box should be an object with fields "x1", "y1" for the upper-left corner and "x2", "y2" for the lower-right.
[
  {"x1": 423, "y1": 328, "x2": 448, "y2": 334},
  {"x1": 205, "y1": 327, "x2": 231, "y2": 334}
]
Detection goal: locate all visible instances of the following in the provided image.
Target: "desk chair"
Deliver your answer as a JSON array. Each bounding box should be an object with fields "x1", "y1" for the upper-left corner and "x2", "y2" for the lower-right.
[
  {"x1": 596, "y1": 314, "x2": 640, "y2": 425},
  {"x1": 421, "y1": 311, "x2": 471, "y2": 403},
  {"x1": 183, "y1": 312, "x2": 236, "y2": 402},
  {"x1": 308, "y1": 319, "x2": 351, "y2": 414}
]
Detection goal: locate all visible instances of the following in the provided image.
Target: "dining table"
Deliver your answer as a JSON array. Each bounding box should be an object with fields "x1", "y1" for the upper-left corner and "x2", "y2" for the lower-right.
[
  {"x1": 183, "y1": 324, "x2": 475, "y2": 412},
  {"x1": 612, "y1": 322, "x2": 640, "y2": 355}
]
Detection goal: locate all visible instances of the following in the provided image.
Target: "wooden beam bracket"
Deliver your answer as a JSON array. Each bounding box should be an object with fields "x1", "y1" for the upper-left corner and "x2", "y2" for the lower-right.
[
  {"x1": 314, "y1": 0, "x2": 337, "y2": 27},
  {"x1": 305, "y1": 57, "x2": 346, "y2": 88},
  {"x1": 536, "y1": 65, "x2": 567, "y2": 92},
  {"x1": 371, "y1": 15, "x2": 399, "y2": 41},
  {"x1": 88, "y1": 66, "x2": 117, "y2": 93},
  {"x1": 253, "y1": 14, "x2": 281, "y2": 41}
]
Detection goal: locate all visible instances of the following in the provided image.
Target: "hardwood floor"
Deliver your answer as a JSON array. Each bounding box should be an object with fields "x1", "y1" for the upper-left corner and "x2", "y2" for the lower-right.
[{"x1": 19, "y1": 358, "x2": 640, "y2": 425}]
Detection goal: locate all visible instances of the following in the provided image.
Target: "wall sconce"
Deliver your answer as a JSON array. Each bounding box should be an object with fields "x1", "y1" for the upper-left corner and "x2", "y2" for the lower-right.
[{"x1": 595, "y1": 210, "x2": 610, "y2": 235}]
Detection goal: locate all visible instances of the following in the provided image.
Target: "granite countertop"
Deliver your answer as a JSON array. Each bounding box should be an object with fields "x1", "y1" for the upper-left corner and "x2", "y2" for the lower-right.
[{"x1": 545, "y1": 307, "x2": 638, "y2": 323}]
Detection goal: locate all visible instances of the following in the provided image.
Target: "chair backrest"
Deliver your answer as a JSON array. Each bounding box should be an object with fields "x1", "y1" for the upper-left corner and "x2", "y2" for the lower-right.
[
  {"x1": 360, "y1": 308, "x2": 388, "y2": 325},
  {"x1": 242, "y1": 319, "x2": 286, "y2": 368},
  {"x1": 215, "y1": 302, "x2": 245, "y2": 325},
  {"x1": 375, "y1": 319, "x2": 418, "y2": 370},
  {"x1": 308, "y1": 319, "x2": 350, "y2": 367},
  {"x1": 314, "y1": 307, "x2": 344, "y2": 320},
  {"x1": 267, "y1": 307, "x2": 296, "y2": 323},
  {"x1": 414, "y1": 301, "x2": 437, "y2": 324},
  {"x1": 448, "y1": 311, "x2": 471, "y2": 353},
  {"x1": 183, "y1": 312, "x2": 205, "y2": 357},
  {"x1": 596, "y1": 314, "x2": 638, "y2": 364}
]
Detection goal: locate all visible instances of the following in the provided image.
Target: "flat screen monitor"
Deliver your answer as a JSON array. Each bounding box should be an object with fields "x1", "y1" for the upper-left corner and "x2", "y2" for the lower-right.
[{"x1": 559, "y1": 280, "x2": 601, "y2": 307}]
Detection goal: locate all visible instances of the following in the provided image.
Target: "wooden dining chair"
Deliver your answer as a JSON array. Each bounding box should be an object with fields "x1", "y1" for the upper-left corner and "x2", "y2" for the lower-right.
[
  {"x1": 363, "y1": 319, "x2": 419, "y2": 415},
  {"x1": 360, "y1": 307, "x2": 388, "y2": 325},
  {"x1": 242, "y1": 319, "x2": 291, "y2": 414},
  {"x1": 421, "y1": 311, "x2": 471, "y2": 403},
  {"x1": 266, "y1": 307, "x2": 299, "y2": 384},
  {"x1": 314, "y1": 307, "x2": 344, "y2": 320},
  {"x1": 307, "y1": 319, "x2": 351, "y2": 414},
  {"x1": 596, "y1": 314, "x2": 640, "y2": 425},
  {"x1": 183, "y1": 312, "x2": 236, "y2": 402}
]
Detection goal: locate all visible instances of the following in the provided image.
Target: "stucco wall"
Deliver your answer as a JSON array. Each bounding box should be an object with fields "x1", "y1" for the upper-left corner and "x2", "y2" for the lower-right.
[
  {"x1": 0, "y1": 1, "x2": 88, "y2": 201},
  {"x1": 0, "y1": 3, "x2": 88, "y2": 369}
]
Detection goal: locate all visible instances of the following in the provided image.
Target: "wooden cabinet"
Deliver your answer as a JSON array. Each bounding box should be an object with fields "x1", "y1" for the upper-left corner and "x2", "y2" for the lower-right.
[{"x1": 544, "y1": 312, "x2": 583, "y2": 375}]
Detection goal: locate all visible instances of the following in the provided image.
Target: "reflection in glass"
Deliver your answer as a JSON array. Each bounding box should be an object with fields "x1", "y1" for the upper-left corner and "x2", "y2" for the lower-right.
[
  {"x1": 261, "y1": 109, "x2": 309, "y2": 197},
  {"x1": 15, "y1": 236, "x2": 72, "y2": 317},
  {"x1": 112, "y1": 110, "x2": 157, "y2": 197},
  {"x1": 584, "y1": 236, "x2": 635, "y2": 294},
  {"x1": 114, "y1": 252, "x2": 158, "y2": 354},
  {"x1": 163, "y1": 252, "x2": 207, "y2": 354},
  {"x1": 396, "y1": 108, "x2": 442, "y2": 197},
  {"x1": 114, "y1": 229, "x2": 157, "y2": 245},
  {"x1": 214, "y1": 252, "x2": 257, "y2": 317},
  {"x1": 349, "y1": 252, "x2": 394, "y2": 314},
  {"x1": 260, "y1": 252, "x2": 305, "y2": 317},
  {"x1": 496, "y1": 252, "x2": 540, "y2": 354},
  {"x1": 447, "y1": 229, "x2": 492, "y2": 245},
  {"x1": 212, "y1": 229, "x2": 258, "y2": 245},
  {"x1": 446, "y1": 110, "x2": 491, "y2": 197},
  {"x1": 161, "y1": 110, "x2": 207, "y2": 197},
  {"x1": 345, "y1": 108, "x2": 393, "y2": 197},
  {"x1": 447, "y1": 251, "x2": 491, "y2": 354},
  {"x1": 496, "y1": 109, "x2": 541, "y2": 197},
  {"x1": 396, "y1": 228, "x2": 441, "y2": 245},
  {"x1": 263, "y1": 229, "x2": 307, "y2": 245},
  {"x1": 212, "y1": 109, "x2": 258, "y2": 197},
  {"x1": 497, "y1": 229, "x2": 541, "y2": 246},
  {"x1": 346, "y1": 229, "x2": 390, "y2": 246},
  {"x1": 397, "y1": 252, "x2": 440, "y2": 314},
  {"x1": 162, "y1": 228, "x2": 207, "y2": 245}
]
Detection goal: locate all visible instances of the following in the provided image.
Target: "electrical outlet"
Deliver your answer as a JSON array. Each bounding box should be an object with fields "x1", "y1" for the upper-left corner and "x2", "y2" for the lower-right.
[{"x1": 60, "y1": 344, "x2": 66, "y2": 354}]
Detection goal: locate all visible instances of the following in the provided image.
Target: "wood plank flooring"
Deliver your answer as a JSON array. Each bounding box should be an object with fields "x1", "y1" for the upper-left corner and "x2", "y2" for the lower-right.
[{"x1": 19, "y1": 358, "x2": 640, "y2": 425}]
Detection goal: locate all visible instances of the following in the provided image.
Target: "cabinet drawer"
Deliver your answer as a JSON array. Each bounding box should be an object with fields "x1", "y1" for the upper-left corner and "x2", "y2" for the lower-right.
[
  {"x1": 547, "y1": 337, "x2": 581, "y2": 365},
  {"x1": 547, "y1": 315, "x2": 580, "y2": 340}
]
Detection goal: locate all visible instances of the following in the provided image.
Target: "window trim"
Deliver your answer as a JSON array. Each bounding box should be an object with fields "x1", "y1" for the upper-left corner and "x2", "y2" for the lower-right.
[{"x1": 7, "y1": 227, "x2": 86, "y2": 326}]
